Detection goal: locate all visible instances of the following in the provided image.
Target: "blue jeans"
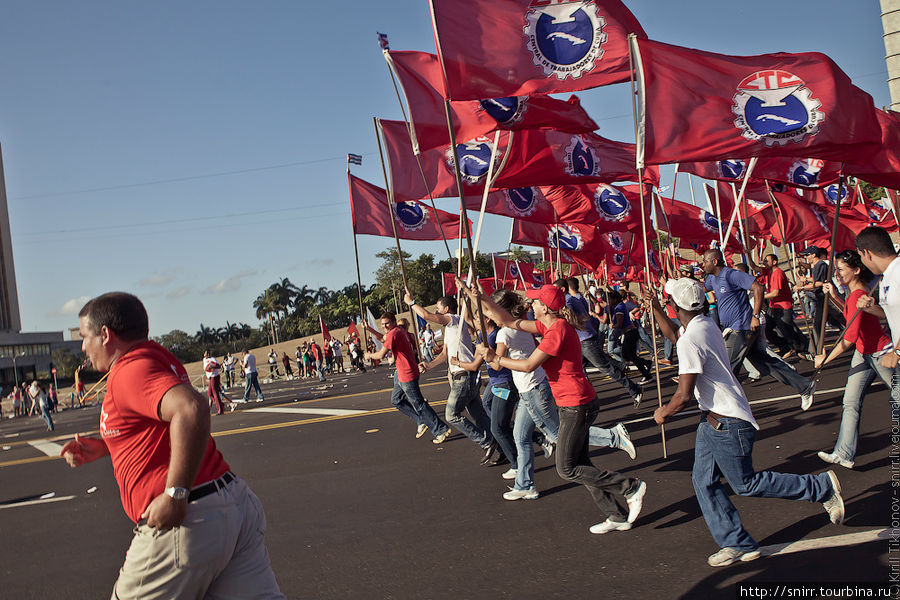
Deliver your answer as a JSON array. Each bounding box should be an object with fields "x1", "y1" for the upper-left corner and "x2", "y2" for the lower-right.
[
  {"x1": 831, "y1": 351, "x2": 896, "y2": 461},
  {"x1": 39, "y1": 403, "x2": 54, "y2": 430},
  {"x1": 242, "y1": 372, "x2": 264, "y2": 402},
  {"x1": 513, "y1": 400, "x2": 536, "y2": 490},
  {"x1": 517, "y1": 380, "x2": 619, "y2": 448},
  {"x1": 485, "y1": 381, "x2": 518, "y2": 466},
  {"x1": 692, "y1": 417, "x2": 832, "y2": 551},
  {"x1": 664, "y1": 317, "x2": 681, "y2": 361},
  {"x1": 445, "y1": 372, "x2": 491, "y2": 446},
  {"x1": 392, "y1": 376, "x2": 448, "y2": 438},
  {"x1": 606, "y1": 331, "x2": 624, "y2": 364},
  {"x1": 315, "y1": 360, "x2": 326, "y2": 382},
  {"x1": 580, "y1": 335, "x2": 641, "y2": 400},
  {"x1": 724, "y1": 329, "x2": 810, "y2": 393}
]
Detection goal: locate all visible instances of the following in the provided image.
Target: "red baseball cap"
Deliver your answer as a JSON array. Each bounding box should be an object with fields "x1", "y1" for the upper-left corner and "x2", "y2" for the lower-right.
[{"x1": 525, "y1": 285, "x2": 566, "y2": 311}]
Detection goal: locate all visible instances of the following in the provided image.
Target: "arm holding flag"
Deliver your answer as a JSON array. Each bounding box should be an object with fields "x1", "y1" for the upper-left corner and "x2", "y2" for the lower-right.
[
  {"x1": 404, "y1": 288, "x2": 451, "y2": 326},
  {"x1": 455, "y1": 276, "x2": 539, "y2": 336}
]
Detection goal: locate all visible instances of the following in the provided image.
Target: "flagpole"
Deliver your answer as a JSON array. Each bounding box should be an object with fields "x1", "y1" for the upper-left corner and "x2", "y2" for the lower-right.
[
  {"x1": 817, "y1": 171, "x2": 845, "y2": 355},
  {"x1": 553, "y1": 208, "x2": 562, "y2": 276},
  {"x1": 629, "y1": 33, "x2": 667, "y2": 458},
  {"x1": 688, "y1": 173, "x2": 697, "y2": 207},
  {"x1": 721, "y1": 156, "x2": 759, "y2": 249},
  {"x1": 347, "y1": 167, "x2": 370, "y2": 352},
  {"x1": 730, "y1": 182, "x2": 751, "y2": 263},
  {"x1": 705, "y1": 184, "x2": 725, "y2": 249}
]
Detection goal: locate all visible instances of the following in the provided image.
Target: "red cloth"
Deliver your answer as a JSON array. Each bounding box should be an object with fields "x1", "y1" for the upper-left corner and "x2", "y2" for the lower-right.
[
  {"x1": 678, "y1": 157, "x2": 841, "y2": 190},
  {"x1": 348, "y1": 174, "x2": 469, "y2": 241},
  {"x1": 540, "y1": 183, "x2": 652, "y2": 232},
  {"x1": 635, "y1": 38, "x2": 882, "y2": 166},
  {"x1": 535, "y1": 318, "x2": 595, "y2": 406},
  {"x1": 389, "y1": 50, "x2": 597, "y2": 152},
  {"x1": 103, "y1": 342, "x2": 229, "y2": 523},
  {"x1": 384, "y1": 326, "x2": 419, "y2": 383},
  {"x1": 319, "y1": 315, "x2": 332, "y2": 342},
  {"x1": 846, "y1": 109, "x2": 900, "y2": 190},
  {"x1": 442, "y1": 272, "x2": 458, "y2": 295},
  {"x1": 766, "y1": 267, "x2": 793, "y2": 310},
  {"x1": 431, "y1": 0, "x2": 646, "y2": 101},
  {"x1": 843, "y1": 289, "x2": 892, "y2": 355}
]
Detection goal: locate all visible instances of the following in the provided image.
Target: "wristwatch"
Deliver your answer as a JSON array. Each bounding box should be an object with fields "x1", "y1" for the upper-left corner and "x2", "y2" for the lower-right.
[
  {"x1": 894, "y1": 349, "x2": 900, "y2": 358},
  {"x1": 165, "y1": 486, "x2": 189, "y2": 500}
]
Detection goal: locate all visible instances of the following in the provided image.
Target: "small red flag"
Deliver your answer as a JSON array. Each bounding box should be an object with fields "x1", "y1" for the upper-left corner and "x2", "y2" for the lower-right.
[
  {"x1": 347, "y1": 321, "x2": 359, "y2": 338},
  {"x1": 320, "y1": 315, "x2": 332, "y2": 342}
]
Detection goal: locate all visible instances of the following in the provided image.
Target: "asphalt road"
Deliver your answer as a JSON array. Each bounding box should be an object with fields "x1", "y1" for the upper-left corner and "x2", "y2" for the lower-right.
[{"x1": 0, "y1": 350, "x2": 893, "y2": 599}]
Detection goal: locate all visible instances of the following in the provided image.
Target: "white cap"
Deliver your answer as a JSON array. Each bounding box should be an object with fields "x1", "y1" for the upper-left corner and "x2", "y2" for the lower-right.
[{"x1": 664, "y1": 277, "x2": 707, "y2": 311}]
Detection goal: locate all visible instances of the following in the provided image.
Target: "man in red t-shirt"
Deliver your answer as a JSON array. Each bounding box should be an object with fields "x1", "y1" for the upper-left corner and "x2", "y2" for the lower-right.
[
  {"x1": 762, "y1": 254, "x2": 808, "y2": 357},
  {"x1": 60, "y1": 292, "x2": 284, "y2": 599},
  {"x1": 365, "y1": 311, "x2": 450, "y2": 442}
]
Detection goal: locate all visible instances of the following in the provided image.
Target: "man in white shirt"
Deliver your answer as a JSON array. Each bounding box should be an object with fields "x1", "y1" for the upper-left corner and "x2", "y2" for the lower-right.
[
  {"x1": 856, "y1": 226, "x2": 900, "y2": 410},
  {"x1": 646, "y1": 277, "x2": 844, "y2": 568},
  {"x1": 241, "y1": 350, "x2": 264, "y2": 403},
  {"x1": 408, "y1": 290, "x2": 494, "y2": 458}
]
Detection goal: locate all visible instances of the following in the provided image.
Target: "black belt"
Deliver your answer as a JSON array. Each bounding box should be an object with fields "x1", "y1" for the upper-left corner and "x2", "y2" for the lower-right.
[
  {"x1": 189, "y1": 471, "x2": 235, "y2": 502},
  {"x1": 451, "y1": 370, "x2": 470, "y2": 380}
]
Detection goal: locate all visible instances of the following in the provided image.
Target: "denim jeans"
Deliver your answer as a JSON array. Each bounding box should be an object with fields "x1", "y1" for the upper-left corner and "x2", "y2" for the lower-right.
[
  {"x1": 39, "y1": 403, "x2": 54, "y2": 430},
  {"x1": 242, "y1": 372, "x2": 264, "y2": 402},
  {"x1": 392, "y1": 376, "x2": 449, "y2": 438},
  {"x1": 581, "y1": 335, "x2": 641, "y2": 400},
  {"x1": 315, "y1": 360, "x2": 326, "y2": 382},
  {"x1": 224, "y1": 369, "x2": 235, "y2": 388},
  {"x1": 664, "y1": 317, "x2": 681, "y2": 361},
  {"x1": 518, "y1": 380, "x2": 560, "y2": 443},
  {"x1": 445, "y1": 372, "x2": 491, "y2": 446},
  {"x1": 767, "y1": 307, "x2": 808, "y2": 353},
  {"x1": 636, "y1": 324, "x2": 654, "y2": 354},
  {"x1": 831, "y1": 351, "x2": 897, "y2": 461},
  {"x1": 556, "y1": 397, "x2": 638, "y2": 522},
  {"x1": 513, "y1": 399, "x2": 536, "y2": 490},
  {"x1": 623, "y1": 328, "x2": 653, "y2": 379},
  {"x1": 724, "y1": 329, "x2": 810, "y2": 393},
  {"x1": 692, "y1": 417, "x2": 832, "y2": 551},
  {"x1": 483, "y1": 382, "x2": 518, "y2": 465},
  {"x1": 607, "y1": 331, "x2": 625, "y2": 363}
]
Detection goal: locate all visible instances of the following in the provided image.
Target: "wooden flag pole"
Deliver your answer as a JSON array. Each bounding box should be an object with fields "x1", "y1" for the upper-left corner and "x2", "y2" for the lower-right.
[
  {"x1": 347, "y1": 168, "x2": 370, "y2": 352},
  {"x1": 817, "y1": 172, "x2": 845, "y2": 355},
  {"x1": 721, "y1": 156, "x2": 759, "y2": 249}
]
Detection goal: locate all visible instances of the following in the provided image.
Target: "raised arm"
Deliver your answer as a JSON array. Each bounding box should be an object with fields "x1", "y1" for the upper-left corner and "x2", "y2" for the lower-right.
[
  {"x1": 644, "y1": 289, "x2": 678, "y2": 345},
  {"x1": 455, "y1": 276, "x2": 539, "y2": 335},
  {"x1": 405, "y1": 288, "x2": 451, "y2": 326}
]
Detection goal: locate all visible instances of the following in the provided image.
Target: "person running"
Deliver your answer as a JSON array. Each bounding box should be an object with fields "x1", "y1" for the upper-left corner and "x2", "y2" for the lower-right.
[
  {"x1": 241, "y1": 349, "x2": 264, "y2": 403},
  {"x1": 409, "y1": 290, "x2": 494, "y2": 458},
  {"x1": 646, "y1": 276, "x2": 844, "y2": 567},
  {"x1": 202, "y1": 350, "x2": 227, "y2": 415},
  {"x1": 473, "y1": 284, "x2": 646, "y2": 534},
  {"x1": 222, "y1": 352, "x2": 238, "y2": 389},
  {"x1": 814, "y1": 249, "x2": 894, "y2": 469},
  {"x1": 608, "y1": 290, "x2": 654, "y2": 385},
  {"x1": 554, "y1": 278, "x2": 644, "y2": 408},
  {"x1": 701, "y1": 249, "x2": 815, "y2": 409},
  {"x1": 365, "y1": 311, "x2": 450, "y2": 443},
  {"x1": 761, "y1": 253, "x2": 808, "y2": 358}
]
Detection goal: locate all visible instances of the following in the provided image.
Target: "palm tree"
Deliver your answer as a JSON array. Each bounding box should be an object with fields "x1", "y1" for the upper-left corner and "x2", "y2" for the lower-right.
[
  {"x1": 253, "y1": 289, "x2": 280, "y2": 345},
  {"x1": 195, "y1": 323, "x2": 216, "y2": 347}
]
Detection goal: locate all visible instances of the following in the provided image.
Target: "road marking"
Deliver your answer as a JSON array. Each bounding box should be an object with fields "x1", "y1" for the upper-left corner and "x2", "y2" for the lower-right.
[
  {"x1": 760, "y1": 528, "x2": 887, "y2": 557},
  {"x1": 27, "y1": 440, "x2": 64, "y2": 457},
  {"x1": 0, "y1": 495, "x2": 76, "y2": 510},
  {"x1": 250, "y1": 407, "x2": 366, "y2": 416}
]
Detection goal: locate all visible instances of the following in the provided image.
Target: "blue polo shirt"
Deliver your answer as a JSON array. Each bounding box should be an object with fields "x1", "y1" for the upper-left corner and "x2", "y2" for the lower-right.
[
  {"x1": 705, "y1": 267, "x2": 756, "y2": 331},
  {"x1": 565, "y1": 293, "x2": 598, "y2": 341}
]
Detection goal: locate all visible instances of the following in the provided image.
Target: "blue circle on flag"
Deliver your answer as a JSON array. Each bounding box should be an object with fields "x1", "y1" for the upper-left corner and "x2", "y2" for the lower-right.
[
  {"x1": 719, "y1": 160, "x2": 744, "y2": 179},
  {"x1": 507, "y1": 187, "x2": 537, "y2": 213},
  {"x1": 596, "y1": 187, "x2": 629, "y2": 219},
  {"x1": 396, "y1": 202, "x2": 426, "y2": 228},
  {"x1": 456, "y1": 142, "x2": 493, "y2": 179},
  {"x1": 825, "y1": 184, "x2": 848, "y2": 205},
  {"x1": 743, "y1": 95, "x2": 809, "y2": 136},
  {"x1": 790, "y1": 164, "x2": 819, "y2": 187},
  {"x1": 509, "y1": 264, "x2": 520, "y2": 277},
  {"x1": 703, "y1": 211, "x2": 720, "y2": 230},
  {"x1": 557, "y1": 230, "x2": 580, "y2": 250},
  {"x1": 535, "y1": 7, "x2": 593, "y2": 66},
  {"x1": 480, "y1": 97, "x2": 519, "y2": 125},
  {"x1": 569, "y1": 140, "x2": 595, "y2": 175}
]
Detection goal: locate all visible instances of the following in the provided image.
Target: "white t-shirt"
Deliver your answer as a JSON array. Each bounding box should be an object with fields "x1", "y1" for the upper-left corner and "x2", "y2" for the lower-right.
[
  {"x1": 422, "y1": 329, "x2": 435, "y2": 348},
  {"x1": 444, "y1": 314, "x2": 475, "y2": 375},
  {"x1": 333, "y1": 341, "x2": 342, "y2": 357},
  {"x1": 243, "y1": 353, "x2": 257, "y2": 374},
  {"x1": 203, "y1": 357, "x2": 220, "y2": 379},
  {"x1": 223, "y1": 356, "x2": 236, "y2": 371},
  {"x1": 496, "y1": 327, "x2": 546, "y2": 393},
  {"x1": 879, "y1": 256, "x2": 900, "y2": 345},
  {"x1": 677, "y1": 314, "x2": 759, "y2": 429}
]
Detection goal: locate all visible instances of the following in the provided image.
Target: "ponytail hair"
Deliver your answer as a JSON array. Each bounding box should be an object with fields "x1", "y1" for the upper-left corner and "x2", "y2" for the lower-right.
[{"x1": 553, "y1": 305, "x2": 587, "y2": 331}]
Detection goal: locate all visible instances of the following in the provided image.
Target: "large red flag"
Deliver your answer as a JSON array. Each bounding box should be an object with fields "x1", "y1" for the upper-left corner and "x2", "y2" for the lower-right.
[
  {"x1": 659, "y1": 197, "x2": 745, "y2": 252},
  {"x1": 381, "y1": 119, "x2": 651, "y2": 203},
  {"x1": 768, "y1": 189, "x2": 836, "y2": 245},
  {"x1": 846, "y1": 109, "x2": 900, "y2": 190},
  {"x1": 678, "y1": 157, "x2": 842, "y2": 190},
  {"x1": 347, "y1": 321, "x2": 360, "y2": 339},
  {"x1": 429, "y1": 0, "x2": 646, "y2": 101},
  {"x1": 348, "y1": 174, "x2": 469, "y2": 240},
  {"x1": 539, "y1": 183, "x2": 651, "y2": 232},
  {"x1": 468, "y1": 187, "x2": 558, "y2": 224},
  {"x1": 493, "y1": 255, "x2": 538, "y2": 288},
  {"x1": 442, "y1": 272, "x2": 458, "y2": 295},
  {"x1": 319, "y1": 315, "x2": 332, "y2": 342},
  {"x1": 388, "y1": 50, "x2": 598, "y2": 152},
  {"x1": 634, "y1": 39, "x2": 882, "y2": 166}
]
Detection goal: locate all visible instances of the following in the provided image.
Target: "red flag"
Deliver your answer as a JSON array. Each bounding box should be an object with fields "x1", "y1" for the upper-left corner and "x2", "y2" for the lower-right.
[
  {"x1": 429, "y1": 0, "x2": 646, "y2": 101},
  {"x1": 348, "y1": 174, "x2": 469, "y2": 240},
  {"x1": 846, "y1": 109, "x2": 900, "y2": 189},
  {"x1": 678, "y1": 157, "x2": 842, "y2": 189},
  {"x1": 804, "y1": 181, "x2": 856, "y2": 212},
  {"x1": 470, "y1": 187, "x2": 558, "y2": 224},
  {"x1": 442, "y1": 272, "x2": 458, "y2": 295},
  {"x1": 347, "y1": 321, "x2": 360, "y2": 339},
  {"x1": 634, "y1": 39, "x2": 882, "y2": 166},
  {"x1": 380, "y1": 119, "x2": 651, "y2": 203},
  {"x1": 539, "y1": 183, "x2": 652, "y2": 232},
  {"x1": 769, "y1": 190, "x2": 833, "y2": 245},
  {"x1": 513, "y1": 221, "x2": 647, "y2": 271},
  {"x1": 319, "y1": 315, "x2": 332, "y2": 342},
  {"x1": 388, "y1": 50, "x2": 598, "y2": 152},
  {"x1": 659, "y1": 196, "x2": 745, "y2": 252},
  {"x1": 493, "y1": 256, "x2": 537, "y2": 287}
]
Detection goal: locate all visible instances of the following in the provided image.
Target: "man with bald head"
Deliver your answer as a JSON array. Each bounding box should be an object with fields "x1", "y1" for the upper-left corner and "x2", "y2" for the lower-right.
[{"x1": 701, "y1": 250, "x2": 815, "y2": 410}]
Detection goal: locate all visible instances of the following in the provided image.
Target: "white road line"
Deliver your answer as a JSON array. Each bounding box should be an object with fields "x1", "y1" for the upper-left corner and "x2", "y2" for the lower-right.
[
  {"x1": 760, "y1": 528, "x2": 888, "y2": 557},
  {"x1": 27, "y1": 440, "x2": 64, "y2": 456},
  {"x1": 0, "y1": 495, "x2": 76, "y2": 510},
  {"x1": 249, "y1": 407, "x2": 367, "y2": 416}
]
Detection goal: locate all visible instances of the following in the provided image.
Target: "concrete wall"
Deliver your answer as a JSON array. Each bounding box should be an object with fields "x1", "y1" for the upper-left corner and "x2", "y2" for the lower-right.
[{"x1": 882, "y1": 0, "x2": 900, "y2": 111}]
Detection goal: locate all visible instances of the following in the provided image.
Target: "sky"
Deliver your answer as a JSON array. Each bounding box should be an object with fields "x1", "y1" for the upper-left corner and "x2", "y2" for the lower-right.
[{"x1": 0, "y1": 0, "x2": 892, "y2": 337}]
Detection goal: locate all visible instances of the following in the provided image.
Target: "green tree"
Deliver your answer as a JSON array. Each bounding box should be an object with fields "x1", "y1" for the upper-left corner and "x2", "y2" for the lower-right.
[{"x1": 51, "y1": 347, "x2": 84, "y2": 378}]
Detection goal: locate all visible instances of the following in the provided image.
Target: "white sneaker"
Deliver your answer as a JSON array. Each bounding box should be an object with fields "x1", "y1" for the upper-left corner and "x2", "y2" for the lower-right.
[
  {"x1": 501, "y1": 468, "x2": 516, "y2": 480},
  {"x1": 503, "y1": 487, "x2": 539, "y2": 501},
  {"x1": 823, "y1": 470, "x2": 845, "y2": 525},
  {"x1": 589, "y1": 519, "x2": 632, "y2": 534},
  {"x1": 614, "y1": 423, "x2": 636, "y2": 460},
  {"x1": 800, "y1": 381, "x2": 816, "y2": 411},
  {"x1": 432, "y1": 429, "x2": 451, "y2": 444},
  {"x1": 625, "y1": 481, "x2": 646, "y2": 523},
  {"x1": 817, "y1": 450, "x2": 854, "y2": 469},
  {"x1": 415, "y1": 424, "x2": 428, "y2": 439},
  {"x1": 707, "y1": 547, "x2": 761, "y2": 567}
]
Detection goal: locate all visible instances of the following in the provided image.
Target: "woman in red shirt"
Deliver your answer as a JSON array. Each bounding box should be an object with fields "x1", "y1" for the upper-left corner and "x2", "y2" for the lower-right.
[
  {"x1": 815, "y1": 249, "x2": 893, "y2": 469},
  {"x1": 471, "y1": 283, "x2": 646, "y2": 535}
]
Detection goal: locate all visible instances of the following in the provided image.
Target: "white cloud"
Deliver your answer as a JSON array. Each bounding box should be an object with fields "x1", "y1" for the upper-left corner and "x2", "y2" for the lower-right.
[
  {"x1": 50, "y1": 296, "x2": 91, "y2": 317},
  {"x1": 166, "y1": 286, "x2": 190, "y2": 299},
  {"x1": 203, "y1": 270, "x2": 257, "y2": 294},
  {"x1": 140, "y1": 268, "x2": 181, "y2": 287}
]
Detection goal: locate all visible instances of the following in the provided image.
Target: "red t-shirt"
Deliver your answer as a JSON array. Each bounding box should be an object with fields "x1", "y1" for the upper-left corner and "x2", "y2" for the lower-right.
[
  {"x1": 384, "y1": 326, "x2": 419, "y2": 383},
  {"x1": 843, "y1": 289, "x2": 892, "y2": 355},
  {"x1": 535, "y1": 319, "x2": 595, "y2": 407},
  {"x1": 102, "y1": 341, "x2": 229, "y2": 523},
  {"x1": 766, "y1": 267, "x2": 793, "y2": 310}
]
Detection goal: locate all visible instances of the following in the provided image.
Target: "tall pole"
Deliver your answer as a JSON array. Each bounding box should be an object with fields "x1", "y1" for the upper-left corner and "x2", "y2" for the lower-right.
[
  {"x1": 348, "y1": 169, "x2": 370, "y2": 351},
  {"x1": 817, "y1": 172, "x2": 845, "y2": 355}
]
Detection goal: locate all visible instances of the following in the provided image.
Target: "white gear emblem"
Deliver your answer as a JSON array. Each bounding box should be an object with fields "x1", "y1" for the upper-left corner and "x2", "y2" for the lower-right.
[
  {"x1": 564, "y1": 135, "x2": 602, "y2": 177},
  {"x1": 394, "y1": 202, "x2": 429, "y2": 232},
  {"x1": 733, "y1": 70, "x2": 823, "y2": 146},
  {"x1": 699, "y1": 210, "x2": 720, "y2": 233},
  {"x1": 523, "y1": 1, "x2": 607, "y2": 80},
  {"x1": 547, "y1": 224, "x2": 584, "y2": 251}
]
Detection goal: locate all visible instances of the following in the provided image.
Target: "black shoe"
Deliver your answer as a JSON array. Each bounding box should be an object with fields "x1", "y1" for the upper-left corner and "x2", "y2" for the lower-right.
[
  {"x1": 489, "y1": 454, "x2": 510, "y2": 467},
  {"x1": 480, "y1": 440, "x2": 499, "y2": 465}
]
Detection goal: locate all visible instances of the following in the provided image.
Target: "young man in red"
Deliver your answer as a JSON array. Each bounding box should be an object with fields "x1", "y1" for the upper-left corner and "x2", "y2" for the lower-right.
[
  {"x1": 60, "y1": 292, "x2": 284, "y2": 599},
  {"x1": 366, "y1": 311, "x2": 450, "y2": 442},
  {"x1": 762, "y1": 254, "x2": 808, "y2": 358}
]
